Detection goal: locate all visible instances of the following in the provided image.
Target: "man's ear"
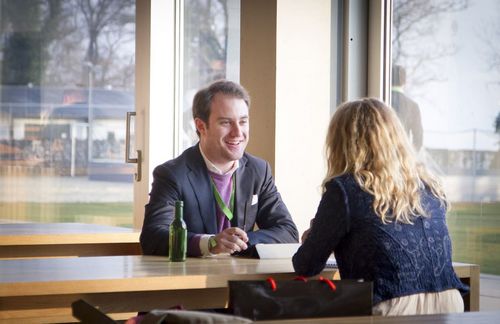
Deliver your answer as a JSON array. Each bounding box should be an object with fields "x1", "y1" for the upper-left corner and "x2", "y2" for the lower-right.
[{"x1": 194, "y1": 118, "x2": 207, "y2": 136}]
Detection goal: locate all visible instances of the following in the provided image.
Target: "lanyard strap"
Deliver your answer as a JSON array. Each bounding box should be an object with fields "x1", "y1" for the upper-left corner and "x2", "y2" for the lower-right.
[{"x1": 210, "y1": 174, "x2": 235, "y2": 221}]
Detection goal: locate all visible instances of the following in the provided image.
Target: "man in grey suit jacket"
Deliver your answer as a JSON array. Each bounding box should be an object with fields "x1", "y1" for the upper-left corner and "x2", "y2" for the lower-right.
[
  {"x1": 140, "y1": 80, "x2": 298, "y2": 257},
  {"x1": 391, "y1": 65, "x2": 423, "y2": 151}
]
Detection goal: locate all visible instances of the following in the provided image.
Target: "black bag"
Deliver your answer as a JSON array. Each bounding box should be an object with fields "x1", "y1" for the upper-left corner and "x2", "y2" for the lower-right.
[
  {"x1": 71, "y1": 299, "x2": 252, "y2": 324},
  {"x1": 228, "y1": 277, "x2": 373, "y2": 321}
]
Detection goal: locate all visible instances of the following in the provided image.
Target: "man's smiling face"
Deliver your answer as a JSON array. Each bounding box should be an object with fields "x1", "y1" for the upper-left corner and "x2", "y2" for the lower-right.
[{"x1": 196, "y1": 93, "x2": 249, "y2": 172}]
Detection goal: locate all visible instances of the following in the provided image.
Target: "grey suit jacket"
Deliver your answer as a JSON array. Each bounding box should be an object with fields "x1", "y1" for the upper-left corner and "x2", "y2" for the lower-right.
[
  {"x1": 140, "y1": 144, "x2": 299, "y2": 256},
  {"x1": 391, "y1": 90, "x2": 423, "y2": 151}
]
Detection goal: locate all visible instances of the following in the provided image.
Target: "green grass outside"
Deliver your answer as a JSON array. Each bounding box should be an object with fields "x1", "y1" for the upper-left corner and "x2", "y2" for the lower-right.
[
  {"x1": 0, "y1": 202, "x2": 133, "y2": 228},
  {"x1": 447, "y1": 202, "x2": 500, "y2": 275}
]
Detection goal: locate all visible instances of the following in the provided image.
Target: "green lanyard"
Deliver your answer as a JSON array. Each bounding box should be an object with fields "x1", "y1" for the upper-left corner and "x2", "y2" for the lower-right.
[{"x1": 210, "y1": 174, "x2": 235, "y2": 221}]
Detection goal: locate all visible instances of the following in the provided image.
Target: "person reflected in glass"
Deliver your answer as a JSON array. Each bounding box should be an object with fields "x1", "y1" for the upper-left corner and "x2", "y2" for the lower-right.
[
  {"x1": 391, "y1": 65, "x2": 423, "y2": 152},
  {"x1": 141, "y1": 80, "x2": 298, "y2": 257},
  {"x1": 293, "y1": 98, "x2": 468, "y2": 316}
]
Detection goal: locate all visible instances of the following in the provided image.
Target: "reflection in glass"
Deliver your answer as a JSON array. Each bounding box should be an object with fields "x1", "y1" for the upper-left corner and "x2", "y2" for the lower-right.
[
  {"x1": 0, "y1": 1, "x2": 135, "y2": 226},
  {"x1": 181, "y1": 0, "x2": 240, "y2": 151},
  {"x1": 392, "y1": 0, "x2": 500, "y2": 275}
]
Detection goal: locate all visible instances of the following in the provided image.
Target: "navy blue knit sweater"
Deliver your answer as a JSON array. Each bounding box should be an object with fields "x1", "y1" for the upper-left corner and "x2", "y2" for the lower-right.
[{"x1": 292, "y1": 174, "x2": 468, "y2": 304}]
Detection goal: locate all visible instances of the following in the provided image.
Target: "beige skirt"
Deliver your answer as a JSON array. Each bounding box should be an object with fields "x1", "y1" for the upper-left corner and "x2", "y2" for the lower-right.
[{"x1": 372, "y1": 289, "x2": 464, "y2": 316}]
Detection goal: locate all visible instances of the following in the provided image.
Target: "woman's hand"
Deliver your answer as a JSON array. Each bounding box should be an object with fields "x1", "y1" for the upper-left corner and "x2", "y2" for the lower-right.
[
  {"x1": 301, "y1": 218, "x2": 315, "y2": 243},
  {"x1": 301, "y1": 228, "x2": 311, "y2": 243}
]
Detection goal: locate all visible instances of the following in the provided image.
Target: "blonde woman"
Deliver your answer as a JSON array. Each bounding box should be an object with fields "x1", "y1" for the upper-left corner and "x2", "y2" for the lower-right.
[{"x1": 292, "y1": 98, "x2": 467, "y2": 315}]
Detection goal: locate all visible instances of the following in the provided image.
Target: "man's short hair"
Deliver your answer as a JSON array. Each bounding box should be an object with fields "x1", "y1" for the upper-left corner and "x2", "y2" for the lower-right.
[
  {"x1": 192, "y1": 80, "x2": 250, "y2": 126},
  {"x1": 392, "y1": 65, "x2": 406, "y2": 87}
]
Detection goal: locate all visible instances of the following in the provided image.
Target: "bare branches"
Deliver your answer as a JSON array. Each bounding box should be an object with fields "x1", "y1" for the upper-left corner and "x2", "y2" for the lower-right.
[
  {"x1": 184, "y1": 0, "x2": 229, "y2": 85},
  {"x1": 392, "y1": 0, "x2": 469, "y2": 88},
  {"x1": 476, "y1": 11, "x2": 500, "y2": 86},
  {"x1": 49, "y1": 0, "x2": 135, "y2": 88}
]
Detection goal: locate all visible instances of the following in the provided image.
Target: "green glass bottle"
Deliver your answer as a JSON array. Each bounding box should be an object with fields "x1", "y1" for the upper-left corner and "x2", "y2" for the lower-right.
[{"x1": 169, "y1": 200, "x2": 187, "y2": 262}]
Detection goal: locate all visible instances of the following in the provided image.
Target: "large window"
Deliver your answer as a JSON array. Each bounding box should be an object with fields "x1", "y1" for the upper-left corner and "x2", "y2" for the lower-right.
[
  {"x1": 181, "y1": 0, "x2": 240, "y2": 151},
  {"x1": 0, "y1": 1, "x2": 135, "y2": 226},
  {"x1": 391, "y1": 0, "x2": 500, "y2": 275}
]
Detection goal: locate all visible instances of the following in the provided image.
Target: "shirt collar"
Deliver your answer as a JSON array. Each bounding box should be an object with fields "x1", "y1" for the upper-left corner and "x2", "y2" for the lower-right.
[
  {"x1": 199, "y1": 145, "x2": 239, "y2": 175},
  {"x1": 392, "y1": 86, "x2": 404, "y2": 93}
]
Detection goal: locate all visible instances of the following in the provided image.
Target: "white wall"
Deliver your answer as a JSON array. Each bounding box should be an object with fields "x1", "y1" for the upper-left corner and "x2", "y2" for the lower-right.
[
  {"x1": 241, "y1": 0, "x2": 331, "y2": 237},
  {"x1": 275, "y1": 0, "x2": 331, "y2": 237}
]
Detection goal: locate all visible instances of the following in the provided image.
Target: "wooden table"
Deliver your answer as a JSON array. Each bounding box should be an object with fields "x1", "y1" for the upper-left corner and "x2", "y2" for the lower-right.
[
  {"x1": 0, "y1": 255, "x2": 335, "y2": 323},
  {"x1": 0, "y1": 223, "x2": 141, "y2": 258},
  {"x1": 0, "y1": 256, "x2": 478, "y2": 323},
  {"x1": 453, "y1": 262, "x2": 480, "y2": 313},
  {"x1": 257, "y1": 310, "x2": 500, "y2": 324}
]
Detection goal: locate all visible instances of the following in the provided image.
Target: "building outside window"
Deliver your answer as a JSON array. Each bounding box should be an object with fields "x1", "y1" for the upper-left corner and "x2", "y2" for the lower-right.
[{"x1": 0, "y1": 0, "x2": 136, "y2": 226}]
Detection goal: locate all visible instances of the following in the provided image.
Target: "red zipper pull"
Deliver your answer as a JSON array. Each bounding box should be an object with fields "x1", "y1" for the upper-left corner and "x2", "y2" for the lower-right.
[
  {"x1": 319, "y1": 276, "x2": 337, "y2": 291},
  {"x1": 266, "y1": 277, "x2": 277, "y2": 291}
]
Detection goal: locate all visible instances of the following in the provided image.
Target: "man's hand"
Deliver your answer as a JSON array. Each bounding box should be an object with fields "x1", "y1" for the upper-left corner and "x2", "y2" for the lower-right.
[{"x1": 210, "y1": 227, "x2": 249, "y2": 254}]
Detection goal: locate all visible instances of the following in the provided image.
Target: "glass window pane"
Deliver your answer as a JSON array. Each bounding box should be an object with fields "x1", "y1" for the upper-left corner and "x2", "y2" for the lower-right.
[
  {"x1": 392, "y1": 0, "x2": 500, "y2": 275},
  {"x1": 0, "y1": 0, "x2": 135, "y2": 226},
  {"x1": 181, "y1": 0, "x2": 240, "y2": 151}
]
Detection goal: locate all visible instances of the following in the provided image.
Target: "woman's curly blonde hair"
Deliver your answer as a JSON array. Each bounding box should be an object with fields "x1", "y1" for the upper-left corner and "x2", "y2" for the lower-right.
[{"x1": 323, "y1": 98, "x2": 448, "y2": 224}]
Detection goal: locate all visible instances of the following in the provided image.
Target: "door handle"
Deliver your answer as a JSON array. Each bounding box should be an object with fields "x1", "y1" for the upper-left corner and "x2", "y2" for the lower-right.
[{"x1": 126, "y1": 111, "x2": 142, "y2": 181}]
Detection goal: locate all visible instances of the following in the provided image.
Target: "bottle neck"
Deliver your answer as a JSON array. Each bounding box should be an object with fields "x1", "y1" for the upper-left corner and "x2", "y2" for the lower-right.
[{"x1": 175, "y1": 205, "x2": 183, "y2": 220}]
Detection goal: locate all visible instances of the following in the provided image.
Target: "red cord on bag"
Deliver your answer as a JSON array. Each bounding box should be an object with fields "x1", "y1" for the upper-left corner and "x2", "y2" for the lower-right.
[
  {"x1": 294, "y1": 276, "x2": 308, "y2": 282},
  {"x1": 319, "y1": 276, "x2": 337, "y2": 291},
  {"x1": 267, "y1": 277, "x2": 277, "y2": 291}
]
